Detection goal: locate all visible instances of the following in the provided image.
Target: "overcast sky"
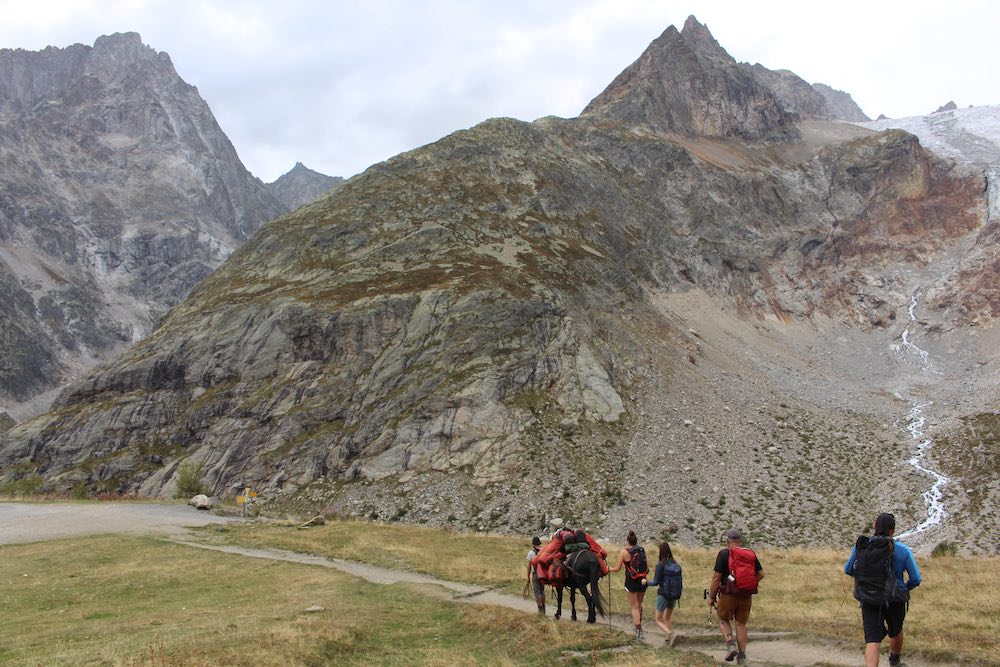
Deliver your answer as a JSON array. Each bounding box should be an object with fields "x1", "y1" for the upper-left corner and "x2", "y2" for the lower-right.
[{"x1": 1, "y1": 0, "x2": 996, "y2": 181}]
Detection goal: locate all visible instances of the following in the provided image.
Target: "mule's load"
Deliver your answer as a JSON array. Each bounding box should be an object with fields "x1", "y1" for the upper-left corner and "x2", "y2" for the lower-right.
[{"x1": 530, "y1": 528, "x2": 609, "y2": 585}]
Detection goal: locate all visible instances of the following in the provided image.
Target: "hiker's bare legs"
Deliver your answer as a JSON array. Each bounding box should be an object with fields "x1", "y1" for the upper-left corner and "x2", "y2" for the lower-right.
[
  {"x1": 865, "y1": 642, "x2": 881, "y2": 666},
  {"x1": 734, "y1": 620, "x2": 748, "y2": 652},
  {"x1": 627, "y1": 590, "x2": 645, "y2": 628},
  {"x1": 718, "y1": 617, "x2": 734, "y2": 643},
  {"x1": 654, "y1": 609, "x2": 669, "y2": 635},
  {"x1": 890, "y1": 631, "x2": 903, "y2": 657},
  {"x1": 655, "y1": 607, "x2": 673, "y2": 637}
]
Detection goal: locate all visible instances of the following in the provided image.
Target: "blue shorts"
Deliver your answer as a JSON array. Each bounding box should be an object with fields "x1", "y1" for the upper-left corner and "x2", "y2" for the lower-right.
[{"x1": 656, "y1": 595, "x2": 677, "y2": 612}]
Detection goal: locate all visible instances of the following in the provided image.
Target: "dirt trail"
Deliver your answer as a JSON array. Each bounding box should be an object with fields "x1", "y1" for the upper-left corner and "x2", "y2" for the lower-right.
[
  {"x1": 1, "y1": 503, "x2": 942, "y2": 667},
  {"x1": 177, "y1": 541, "x2": 941, "y2": 667}
]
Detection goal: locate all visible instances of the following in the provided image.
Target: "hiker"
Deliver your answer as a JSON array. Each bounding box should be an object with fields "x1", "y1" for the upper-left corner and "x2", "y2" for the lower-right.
[
  {"x1": 707, "y1": 528, "x2": 763, "y2": 665},
  {"x1": 526, "y1": 536, "x2": 546, "y2": 615},
  {"x1": 646, "y1": 541, "x2": 682, "y2": 646},
  {"x1": 844, "y1": 513, "x2": 922, "y2": 667},
  {"x1": 609, "y1": 529, "x2": 648, "y2": 639}
]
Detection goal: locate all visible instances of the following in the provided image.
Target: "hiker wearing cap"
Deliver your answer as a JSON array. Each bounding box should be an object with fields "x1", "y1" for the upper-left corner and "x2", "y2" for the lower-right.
[
  {"x1": 526, "y1": 536, "x2": 546, "y2": 615},
  {"x1": 844, "y1": 513, "x2": 922, "y2": 667},
  {"x1": 707, "y1": 528, "x2": 763, "y2": 665},
  {"x1": 609, "y1": 529, "x2": 648, "y2": 639}
]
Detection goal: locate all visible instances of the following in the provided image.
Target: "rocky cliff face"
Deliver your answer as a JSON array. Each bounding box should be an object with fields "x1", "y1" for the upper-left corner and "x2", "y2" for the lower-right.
[
  {"x1": 749, "y1": 65, "x2": 831, "y2": 120},
  {"x1": 813, "y1": 83, "x2": 871, "y2": 122},
  {"x1": 1, "y1": 21, "x2": 995, "y2": 551},
  {"x1": 0, "y1": 33, "x2": 288, "y2": 420},
  {"x1": 267, "y1": 162, "x2": 344, "y2": 211}
]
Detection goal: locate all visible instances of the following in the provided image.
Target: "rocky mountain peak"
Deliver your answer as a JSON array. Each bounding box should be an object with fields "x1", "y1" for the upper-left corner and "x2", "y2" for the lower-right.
[
  {"x1": 91, "y1": 31, "x2": 148, "y2": 56},
  {"x1": 267, "y1": 162, "x2": 344, "y2": 211},
  {"x1": 679, "y1": 15, "x2": 731, "y2": 62},
  {"x1": 0, "y1": 33, "x2": 287, "y2": 417},
  {"x1": 581, "y1": 15, "x2": 797, "y2": 141},
  {"x1": 934, "y1": 100, "x2": 958, "y2": 114}
]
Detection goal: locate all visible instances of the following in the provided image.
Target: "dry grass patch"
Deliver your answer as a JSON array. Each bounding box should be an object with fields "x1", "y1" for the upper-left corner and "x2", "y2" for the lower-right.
[
  {"x1": 0, "y1": 534, "x2": 711, "y2": 666},
  {"x1": 202, "y1": 521, "x2": 1000, "y2": 665}
]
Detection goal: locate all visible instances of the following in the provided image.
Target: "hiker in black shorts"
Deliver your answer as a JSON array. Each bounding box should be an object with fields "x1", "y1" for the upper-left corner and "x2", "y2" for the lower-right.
[
  {"x1": 609, "y1": 529, "x2": 648, "y2": 639},
  {"x1": 844, "y1": 513, "x2": 922, "y2": 667}
]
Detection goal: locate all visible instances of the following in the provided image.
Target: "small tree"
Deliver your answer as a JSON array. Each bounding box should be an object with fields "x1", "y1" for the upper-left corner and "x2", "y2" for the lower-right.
[{"x1": 174, "y1": 462, "x2": 208, "y2": 498}]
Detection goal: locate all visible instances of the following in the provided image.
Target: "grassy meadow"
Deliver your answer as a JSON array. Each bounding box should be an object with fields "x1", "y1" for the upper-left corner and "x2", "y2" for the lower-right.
[
  {"x1": 0, "y1": 533, "x2": 712, "y2": 667},
  {"x1": 196, "y1": 519, "x2": 1000, "y2": 666}
]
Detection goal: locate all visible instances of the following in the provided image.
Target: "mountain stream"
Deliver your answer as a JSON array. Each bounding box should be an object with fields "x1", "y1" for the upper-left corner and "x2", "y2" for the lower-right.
[{"x1": 890, "y1": 294, "x2": 950, "y2": 540}]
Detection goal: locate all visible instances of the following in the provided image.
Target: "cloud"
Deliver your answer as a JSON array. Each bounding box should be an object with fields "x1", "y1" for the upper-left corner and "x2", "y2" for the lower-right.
[{"x1": 1, "y1": 0, "x2": 997, "y2": 181}]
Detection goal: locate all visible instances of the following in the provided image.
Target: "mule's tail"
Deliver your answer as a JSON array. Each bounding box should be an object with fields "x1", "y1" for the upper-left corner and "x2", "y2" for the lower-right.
[{"x1": 591, "y1": 567, "x2": 605, "y2": 617}]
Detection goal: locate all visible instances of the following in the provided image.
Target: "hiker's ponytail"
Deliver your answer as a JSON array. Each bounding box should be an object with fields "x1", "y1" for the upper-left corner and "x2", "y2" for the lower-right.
[
  {"x1": 626, "y1": 530, "x2": 637, "y2": 546},
  {"x1": 874, "y1": 513, "x2": 896, "y2": 537}
]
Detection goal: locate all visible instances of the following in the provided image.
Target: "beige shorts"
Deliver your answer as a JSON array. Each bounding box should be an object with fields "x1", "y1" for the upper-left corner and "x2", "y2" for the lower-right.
[{"x1": 716, "y1": 592, "x2": 753, "y2": 624}]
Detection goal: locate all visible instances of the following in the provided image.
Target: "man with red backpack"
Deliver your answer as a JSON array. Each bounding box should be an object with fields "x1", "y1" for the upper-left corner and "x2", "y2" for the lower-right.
[{"x1": 707, "y1": 528, "x2": 764, "y2": 665}]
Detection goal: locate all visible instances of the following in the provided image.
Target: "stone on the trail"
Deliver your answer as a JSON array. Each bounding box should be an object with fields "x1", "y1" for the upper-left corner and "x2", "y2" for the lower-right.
[
  {"x1": 550, "y1": 517, "x2": 564, "y2": 528},
  {"x1": 189, "y1": 494, "x2": 212, "y2": 510},
  {"x1": 304, "y1": 605, "x2": 325, "y2": 613}
]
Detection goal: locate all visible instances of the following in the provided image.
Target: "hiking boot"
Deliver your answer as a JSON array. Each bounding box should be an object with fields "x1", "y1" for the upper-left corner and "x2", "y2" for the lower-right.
[
  {"x1": 724, "y1": 640, "x2": 738, "y2": 662},
  {"x1": 888, "y1": 655, "x2": 903, "y2": 667},
  {"x1": 634, "y1": 625, "x2": 643, "y2": 640},
  {"x1": 668, "y1": 631, "x2": 679, "y2": 647},
  {"x1": 736, "y1": 652, "x2": 747, "y2": 665}
]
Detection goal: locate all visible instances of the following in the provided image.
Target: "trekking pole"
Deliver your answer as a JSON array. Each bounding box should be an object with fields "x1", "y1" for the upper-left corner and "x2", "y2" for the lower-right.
[
  {"x1": 607, "y1": 571, "x2": 613, "y2": 635},
  {"x1": 703, "y1": 588, "x2": 714, "y2": 625}
]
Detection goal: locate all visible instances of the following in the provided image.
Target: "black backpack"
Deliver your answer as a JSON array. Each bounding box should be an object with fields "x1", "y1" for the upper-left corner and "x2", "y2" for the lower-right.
[
  {"x1": 660, "y1": 560, "x2": 683, "y2": 600},
  {"x1": 625, "y1": 546, "x2": 648, "y2": 580},
  {"x1": 852, "y1": 535, "x2": 906, "y2": 605}
]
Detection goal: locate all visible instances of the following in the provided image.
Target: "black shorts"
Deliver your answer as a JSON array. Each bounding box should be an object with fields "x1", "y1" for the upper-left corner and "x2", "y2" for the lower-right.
[
  {"x1": 861, "y1": 601, "x2": 906, "y2": 643},
  {"x1": 624, "y1": 575, "x2": 647, "y2": 593}
]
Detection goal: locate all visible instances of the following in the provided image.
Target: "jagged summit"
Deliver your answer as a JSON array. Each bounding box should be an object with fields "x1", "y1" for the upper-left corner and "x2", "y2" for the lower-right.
[
  {"x1": 581, "y1": 15, "x2": 797, "y2": 141},
  {"x1": 934, "y1": 100, "x2": 958, "y2": 114}
]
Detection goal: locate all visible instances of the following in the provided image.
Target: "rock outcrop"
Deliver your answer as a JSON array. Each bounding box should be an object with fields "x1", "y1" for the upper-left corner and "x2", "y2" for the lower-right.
[
  {"x1": 812, "y1": 83, "x2": 871, "y2": 122},
  {"x1": 750, "y1": 65, "x2": 831, "y2": 120},
  {"x1": 0, "y1": 33, "x2": 288, "y2": 419}
]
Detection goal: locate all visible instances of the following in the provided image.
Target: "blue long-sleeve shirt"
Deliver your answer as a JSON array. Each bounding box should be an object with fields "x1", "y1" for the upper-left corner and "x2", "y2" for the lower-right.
[{"x1": 844, "y1": 539, "x2": 922, "y2": 591}]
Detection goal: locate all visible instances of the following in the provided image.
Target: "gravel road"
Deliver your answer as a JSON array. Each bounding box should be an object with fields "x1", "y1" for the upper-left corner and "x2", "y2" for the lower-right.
[{"x1": 0, "y1": 501, "x2": 239, "y2": 544}]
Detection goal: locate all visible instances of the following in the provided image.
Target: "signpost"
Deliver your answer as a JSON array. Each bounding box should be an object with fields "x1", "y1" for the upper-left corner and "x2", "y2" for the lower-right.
[{"x1": 236, "y1": 487, "x2": 258, "y2": 517}]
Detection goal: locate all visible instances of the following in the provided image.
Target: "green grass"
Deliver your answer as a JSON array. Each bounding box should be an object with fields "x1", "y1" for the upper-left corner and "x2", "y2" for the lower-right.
[{"x1": 0, "y1": 534, "x2": 712, "y2": 666}]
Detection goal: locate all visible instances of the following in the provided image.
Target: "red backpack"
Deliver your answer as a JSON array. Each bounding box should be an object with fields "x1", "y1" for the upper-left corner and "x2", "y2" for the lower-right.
[{"x1": 726, "y1": 546, "x2": 758, "y2": 595}]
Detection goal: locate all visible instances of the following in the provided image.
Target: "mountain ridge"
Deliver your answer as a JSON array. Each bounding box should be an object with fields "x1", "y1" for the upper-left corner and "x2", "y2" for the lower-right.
[{"x1": 1, "y1": 20, "x2": 997, "y2": 553}]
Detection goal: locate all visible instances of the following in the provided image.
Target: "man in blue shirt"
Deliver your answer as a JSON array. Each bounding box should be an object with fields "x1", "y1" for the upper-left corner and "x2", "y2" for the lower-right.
[{"x1": 844, "y1": 513, "x2": 922, "y2": 667}]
